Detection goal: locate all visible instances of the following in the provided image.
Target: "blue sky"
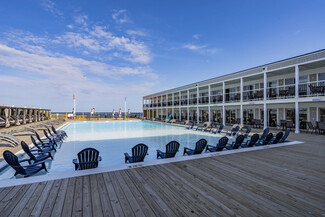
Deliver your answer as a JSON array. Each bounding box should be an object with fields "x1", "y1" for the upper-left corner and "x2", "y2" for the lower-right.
[{"x1": 0, "y1": 0, "x2": 325, "y2": 112}]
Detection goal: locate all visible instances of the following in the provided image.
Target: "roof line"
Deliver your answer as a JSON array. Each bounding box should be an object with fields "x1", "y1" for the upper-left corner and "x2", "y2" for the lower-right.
[{"x1": 144, "y1": 48, "x2": 325, "y2": 97}]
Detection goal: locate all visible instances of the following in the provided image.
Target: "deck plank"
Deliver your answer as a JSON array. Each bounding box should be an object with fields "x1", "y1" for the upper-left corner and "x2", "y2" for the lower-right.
[
  {"x1": 61, "y1": 177, "x2": 76, "y2": 217},
  {"x1": 40, "y1": 179, "x2": 62, "y2": 217},
  {"x1": 95, "y1": 174, "x2": 115, "y2": 217},
  {"x1": 50, "y1": 178, "x2": 69, "y2": 217},
  {"x1": 82, "y1": 175, "x2": 91, "y2": 217},
  {"x1": 72, "y1": 176, "x2": 83, "y2": 217},
  {"x1": 30, "y1": 180, "x2": 55, "y2": 217},
  {"x1": 89, "y1": 174, "x2": 103, "y2": 217}
]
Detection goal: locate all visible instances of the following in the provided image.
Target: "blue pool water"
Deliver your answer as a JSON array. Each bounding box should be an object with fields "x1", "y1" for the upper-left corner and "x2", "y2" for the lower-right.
[{"x1": 0, "y1": 121, "x2": 234, "y2": 180}]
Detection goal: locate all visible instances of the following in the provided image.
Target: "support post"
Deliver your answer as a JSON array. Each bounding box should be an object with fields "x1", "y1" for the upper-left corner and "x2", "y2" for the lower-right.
[
  {"x1": 295, "y1": 65, "x2": 299, "y2": 98},
  {"x1": 295, "y1": 101, "x2": 300, "y2": 133},
  {"x1": 240, "y1": 104, "x2": 243, "y2": 125},
  {"x1": 240, "y1": 78, "x2": 243, "y2": 102},
  {"x1": 263, "y1": 103, "x2": 267, "y2": 129},
  {"x1": 264, "y1": 72, "x2": 267, "y2": 100},
  {"x1": 222, "y1": 105, "x2": 225, "y2": 126}
]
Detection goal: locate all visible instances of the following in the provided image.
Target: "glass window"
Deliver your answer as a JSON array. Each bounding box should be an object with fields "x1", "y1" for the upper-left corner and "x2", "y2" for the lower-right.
[
  {"x1": 320, "y1": 108, "x2": 325, "y2": 122},
  {"x1": 230, "y1": 88, "x2": 236, "y2": 93},
  {"x1": 319, "y1": 73, "x2": 325, "y2": 81},
  {"x1": 299, "y1": 76, "x2": 308, "y2": 84},
  {"x1": 260, "y1": 83, "x2": 264, "y2": 88},
  {"x1": 244, "y1": 85, "x2": 253, "y2": 91},
  {"x1": 285, "y1": 78, "x2": 295, "y2": 85}
]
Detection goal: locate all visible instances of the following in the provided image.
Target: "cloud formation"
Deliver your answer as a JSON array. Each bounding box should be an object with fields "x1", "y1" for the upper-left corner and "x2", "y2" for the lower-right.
[
  {"x1": 112, "y1": 9, "x2": 129, "y2": 24},
  {"x1": 41, "y1": 0, "x2": 63, "y2": 17},
  {"x1": 183, "y1": 43, "x2": 219, "y2": 55}
]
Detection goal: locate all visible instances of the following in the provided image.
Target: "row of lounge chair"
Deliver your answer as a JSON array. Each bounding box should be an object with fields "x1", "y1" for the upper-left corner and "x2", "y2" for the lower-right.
[
  {"x1": 2, "y1": 127, "x2": 67, "y2": 178},
  {"x1": 124, "y1": 128, "x2": 290, "y2": 163}
]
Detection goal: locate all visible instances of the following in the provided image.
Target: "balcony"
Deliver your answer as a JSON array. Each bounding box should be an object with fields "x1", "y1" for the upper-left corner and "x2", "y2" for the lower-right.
[
  {"x1": 299, "y1": 80, "x2": 325, "y2": 97},
  {"x1": 243, "y1": 89, "x2": 264, "y2": 101},
  {"x1": 189, "y1": 98, "x2": 197, "y2": 105},
  {"x1": 210, "y1": 95, "x2": 223, "y2": 103},
  {"x1": 198, "y1": 96, "x2": 209, "y2": 104},
  {"x1": 181, "y1": 99, "x2": 188, "y2": 106},
  {"x1": 225, "y1": 92, "x2": 241, "y2": 103}
]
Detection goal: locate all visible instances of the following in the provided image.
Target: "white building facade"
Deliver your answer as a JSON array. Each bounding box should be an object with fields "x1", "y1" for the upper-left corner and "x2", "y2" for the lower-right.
[{"x1": 143, "y1": 49, "x2": 325, "y2": 133}]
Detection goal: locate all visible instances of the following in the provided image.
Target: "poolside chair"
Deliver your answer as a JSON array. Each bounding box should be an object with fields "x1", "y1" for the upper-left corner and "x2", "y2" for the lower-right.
[
  {"x1": 157, "y1": 141, "x2": 180, "y2": 159},
  {"x1": 193, "y1": 122, "x2": 206, "y2": 131},
  {"x1": 205, "y1": 136, "x2": 228, "y2": 152},
  {"x1": 125, "y1": 143, "x2": 149, "y2": 163},
  {"x1": 270, "y1": 131, "x2": 284, "y2": 144},
  {"x1": 186, "y1": 122, "x2": 196, "y2": 129},
  {"x1": 51, "y1": 126, "x2": 68, "y2": 138},
  {"x1": 21, "y1": 141, "x2": 53, "y2": 164},
  {"x1": 183, "y1": 120, "x2": 190, "y2": 126},
  {"x1": 256, "y1": 133, "x2": 273, "y2": 146},
  {"x1": 226, "y1": 125, "x2": 240, "y2": 136},
  {"x1": 0, "y1": 134, "x2": 20, "y2": 147},
  {"x1": 306, "y1": 122, "x2": 317, "y2": 134},
  {"x1": 183, "y1": 139, "x2": 207, "y2": 155},
  {"x1": 3, "y1": 150, "x2": 47, "y2": 177},
  {"x1": 212, "y1": 124, "x2": 224, "y2": 134},
  {"x1": 197, "y1": 122, "x2": 211, "y2": 131},
  {"x1": 241, "y1": 126, "x2": 251, "y2": 138},
  {"x1": 48, "y1": 128, "x2": 64, "y2": 141},
  {"x1": 44, "y1": 130, "x2": 61, "y2": 143},
  {"x1": 256, "y1": 128, "x2": 269, "y2": 144},
  {"x1": 241, "y1": 134, "x2": 259, "y2": 148},
  {"x1": 31, "y1": 136, "x2": 56, "y2": 152},
  {"x1": 225, "y1": 135, "x2": 245, "y2": 150},
  {"x1": 73, "y1": 148, "x2": 102, "y2": 170},
  {"x1": 35, "y1": 131, "x2": 57, "y2": 147},
  {"x1": 279, "y1": 129, "x2": 290, "y2": 143},
  {"x1": 203, "y1": 123, "x2": 214, "y2": 132}
]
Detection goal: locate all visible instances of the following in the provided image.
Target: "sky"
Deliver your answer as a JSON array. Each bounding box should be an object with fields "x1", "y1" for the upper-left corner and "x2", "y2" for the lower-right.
[{"x1": 0, "y1": 0, "x2": 325, "y2": 112}]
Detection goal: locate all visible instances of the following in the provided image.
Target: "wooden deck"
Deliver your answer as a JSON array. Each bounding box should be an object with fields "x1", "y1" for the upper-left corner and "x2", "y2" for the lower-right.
[{"x1": 0, "y1": 133, "x2": 325, "y2": 216}]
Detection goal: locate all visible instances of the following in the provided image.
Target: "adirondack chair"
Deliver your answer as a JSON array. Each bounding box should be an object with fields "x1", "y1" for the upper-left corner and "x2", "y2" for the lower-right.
[
  {"x1": 31, "y1": 136, "x2": 56, "y2": 152},
  {"x1": 257, "y1": 128, "x2": 269, "y2": 144},
  {"x1": 3, "y1": 150, "x2": 48, "y2": 177},
  {"x1": 51, "y1": 126, "x2": 68, "y2": 138},
  {"x1": 183, "y1": 139, "x2": 207, "y2": 155},
  {"x1": 48, "y1": 128, "x2": 64, "y2": 142},
  {"x1": 241, "y1": 134, "x2": 259, "y2": 148},
  {"x1": 270, "y1": 132, "x2": 284, "y2": 144},
  {"x1": 206, "y1": 136, "x2": 228, "y2": 152},
  {"x1": 157, "y1": 141, "x2": 180, "y2": 159},
  {"x1": 256, "y1": 133, "x2": 273, "y2": 146},
  {"x1": 125, "y1": 144, "x2": 149, "y2": 163},
  {"x1": 212, "y1": 124, "x2": 224, "y2": 134},
  {"x1": 44, "y1": 130, "x2": 61, "y2": 143},
  {"x1": 35, "y1": 131, "x2": 57, "y2": 147},
  {"x1": 226, "y1": 125, "x2": 240, "y2": 136},
  {"x1": 279, "y1": 129, "x2": 290, "y2": 143},
  {"x1": 21, "y1": 141, "x2": 53, "y2": 164},
  {"x1": 186, "y1": 122, "x2": 196, "y2": 130},
  {"x1": 242, "y1": 126, "x2": 251, "y2": 138},
  {"x1": 73, "y1": 148, "x2": 102, "y2": 170},
  {"x1": 225, "y1": 135, "x2": 245, "y2": 150}
]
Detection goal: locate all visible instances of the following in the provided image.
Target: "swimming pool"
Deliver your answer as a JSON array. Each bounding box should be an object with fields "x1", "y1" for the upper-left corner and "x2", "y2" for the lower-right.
[{"x1": 0, "y1": 121, "x2": 229, "y2": 180}]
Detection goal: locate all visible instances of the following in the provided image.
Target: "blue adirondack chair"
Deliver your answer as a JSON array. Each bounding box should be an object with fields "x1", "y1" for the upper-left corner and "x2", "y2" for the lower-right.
[
  {"x1": 183, "y1": 139, "x2": 207, "y2": 155},
  {"x1": 31, "y1": 136, "x2": 56, "y2": 152},
  {"x1": 3, "y1": 150, "x2": 48, "y2": 177},
  {"x1": 21, "y1": 141, "x2": 53, "y2": 164},
  {"x1": 256, "y1": 133, "x2": 273, "y2": 146},
  {"x1": 157, "y1": 141, "x2": 180, "y2": 159},
  {"x1": 225, "y1": 135, "x2": 245, "y2": 150},
  {"x1": 256, "y1": 128, "x2": 269, "y2": 144},
  {"x1": 279, "y1": 129, "x2": 290, "y2": 143},
  {"x1": 125, "y1": 144, "x2": 149, "y2": 163},
  {"x1": 226, "y1": 125, "x2": 240, "y2": 136},
  {"x1": 270, "y1": 131, "x2": 284, "y2": 144},
  {"x1": 212, "y1": 124, "x2": 224, "y2": 134},
  {"x1": 73, "y1": 148, "x2": 102, "y2": 170},
  {"x1": 241, "y1": 134, "x2": 259, "y2": 148},
  {"x1": 242, "y1": 126, "x2": 251, "y2": 138},
  {"x1": 206, "y1": 136, "x2": 228, "y2": 152}
]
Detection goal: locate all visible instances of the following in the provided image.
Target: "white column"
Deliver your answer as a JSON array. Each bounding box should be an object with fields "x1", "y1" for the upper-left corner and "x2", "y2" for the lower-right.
[
  {"x1": 276, "y1": 108, "x2": 280, "y2": 128},
  {"x1": 240, "y1": 104, "x2": 243, "y2": 125},
  {"x1": 316, "y1": 106, "x2": 319, "y2": 122},
  {"x1": 208, "y1": 85, "x2": 211, "y2": 104},
  {"x1": 161, "y1": 108, "x2": 163, "y2": 118},
  {"x1": 208, "y1": 106, "x2": 211, "y2": 122},
  {"x1": 222, "y1": 105, "x2": 225, "y2": 125},
  {"x1": 295, "y1": 101, "x2": 300, "y2": 133},
  {"x1": 240, "y1": 78, "x2": 243, "y2": 102},
  {"x1": 307, "y1": 107, "x2": 310, "y2": 122},
  {"x1": 187, "y1": 107, "x2": 189, "y2": 121},
  {"x1": 172, "y1": 92, "x2": 174, "y2": 119},
  {"x1": 197, "y1": 106, "x2": 199, "y2": 123},
  {"x1": 295, "y1": 65, "x2": 299, "y2": 98},
  {"x1": 197, "y1": 86, "x2": 199, "y2": 105},
  {"x1": 263, "y1": 103, "x2": 267, "y2": 129},
  {"x1": 222, "y1": 82, "x2": 225, "y2": 103},
  {"x1": 264, "y1": 72, "x2": 267, "y2": 100},
  {"x1": 179, "y1": 108, "x2": 181, "y2": 121},
  {"x1": 187, "y1": 89, "x2": 189, "y2": 106}
]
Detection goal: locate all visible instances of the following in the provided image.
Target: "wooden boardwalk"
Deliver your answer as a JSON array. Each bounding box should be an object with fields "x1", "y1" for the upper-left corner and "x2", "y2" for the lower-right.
[{"x1": 0, "y1": 133, "x2": 325, "y2": 216}]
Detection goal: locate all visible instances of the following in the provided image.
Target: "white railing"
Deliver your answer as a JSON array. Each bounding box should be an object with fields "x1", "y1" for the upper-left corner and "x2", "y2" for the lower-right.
[
  {"x1": 299, "y1": 80, "x2": 325, "y2": 97},
  {"x1": 242, "y1": 88, "x2": 264, "y2": 101},
  {"x1": 266, "y1": 84, "x2": 296, "y2": 99}
]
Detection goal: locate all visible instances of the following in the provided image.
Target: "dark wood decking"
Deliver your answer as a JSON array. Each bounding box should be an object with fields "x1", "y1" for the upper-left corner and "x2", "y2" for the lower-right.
[{"x1": 0, "y1": 133, "x2": 325, "y2": 216}]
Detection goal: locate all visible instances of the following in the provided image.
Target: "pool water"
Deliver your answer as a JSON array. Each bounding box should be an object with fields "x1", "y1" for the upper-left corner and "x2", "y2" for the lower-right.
[{"x1": 0, "y1": 121, "x2": 234, "y2": 180}]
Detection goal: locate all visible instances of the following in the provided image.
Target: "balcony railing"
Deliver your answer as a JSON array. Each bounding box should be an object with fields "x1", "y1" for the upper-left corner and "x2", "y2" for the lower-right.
[
  {"x1": 181, "y1": 99, "x2": 188, "y2": 105},
  {"x1": 225, "y1": 92, "x2": 241, "y2": 103},
  {"x1": 267, "y1": 84, "x2": 295, "y2": 100},
  {"x1": 243, "y1": 88, "x2": 264, "y2": 101},
  {"x1": 299, "y1": 80, "x2": 325, "y2": 97},
  {"x1": 198, "y1": 96, "x2": 209, "y2": 104},
  {"x1": 189, "y1": 98, "x2": 197, "y2": 105},
  {"x1": 210, "y1": 95, "x2": 223, "y2": 103}
]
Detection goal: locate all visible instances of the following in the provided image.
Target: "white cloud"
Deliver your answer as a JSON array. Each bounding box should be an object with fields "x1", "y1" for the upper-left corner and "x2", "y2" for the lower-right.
[
  {"x1": 112, "y1": 9, "x2": 129, "y2": 24},
  {"x1": 41, "y1": 0, "x2": 63, "y2": 17},
  {"x1": 183, "y1": 43, "x2": 219, "y2": 55},
  {"x1": 126, "y1": 30, "x2": 148, "y2": 37}
]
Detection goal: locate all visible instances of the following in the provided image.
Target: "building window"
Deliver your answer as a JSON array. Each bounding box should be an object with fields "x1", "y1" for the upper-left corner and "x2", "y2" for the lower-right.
[
  {"x1": 299, "y1": 76, "x2": 308, "y2": 84},
  {"x1": 319, "y1": 73, "x2": 325, "y2": 81},
  {"x1": 285, "y1": 78, "x2": 295, "y2": 85}
]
